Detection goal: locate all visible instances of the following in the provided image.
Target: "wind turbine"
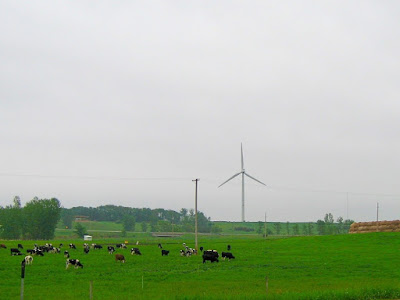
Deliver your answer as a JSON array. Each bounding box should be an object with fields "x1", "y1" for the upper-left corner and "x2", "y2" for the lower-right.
[{"x1": 219, "y1": 143, "x2": 266, "y2": 222}]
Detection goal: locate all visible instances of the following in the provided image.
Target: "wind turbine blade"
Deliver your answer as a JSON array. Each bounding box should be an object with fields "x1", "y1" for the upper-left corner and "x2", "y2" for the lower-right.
[
  {"x1": 218, "y1": 172, "x2": 242, "y2": 188},
  {"x1": 244, "y1": 172, "x2": 266, "y2": 186},
  {"x1": 241, "y1": 143, "x2": 244, "y2": 170}
]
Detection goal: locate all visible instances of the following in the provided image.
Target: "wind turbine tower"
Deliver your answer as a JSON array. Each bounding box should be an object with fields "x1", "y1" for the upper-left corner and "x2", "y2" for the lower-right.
[{"x1": 219, "y1": 144, "x2": 266, "y2": 222}]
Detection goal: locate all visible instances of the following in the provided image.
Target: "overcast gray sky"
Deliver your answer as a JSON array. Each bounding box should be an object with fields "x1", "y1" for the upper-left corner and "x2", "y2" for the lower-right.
[{"x1": 1, "y1": 1, "x2": 399, "y2": 222}]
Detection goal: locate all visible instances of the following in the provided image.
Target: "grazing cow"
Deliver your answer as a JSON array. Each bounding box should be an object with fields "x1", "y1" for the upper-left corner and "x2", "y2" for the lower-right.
[
  {"x1": 202, "y1": 250, "x2": 219, "y2": 263},
  {"x1": 130, "y1": 248, "x2": 142, "y2": 255},
  {"x1": 11, "y1": 248, "x2": 22, "y2": 256},
  {"x1": 18, "y1": 244, "x2": 24, "y2": 249},
  {"x1": 227, "y1": 245, "x2": 231, "y2": 251},
  {"x1": 24, "y1": 255, "x2": 33, "y2": 265},
  {"x1": 64, "y1": 250, "x2": 70, "y2": 258},
  {"x1": 200, "y1": 246, "x2": 204, "y2": 252},
  {"x1": 66, "y1": 259, "x2": 83, "y2": 269},
  {"x1": 0, "y1": 244, "x2": 7, "y2": 249},
  {"x1": 115, "y1": 254, "x2": 125, "y2": 263},
  {"x1": 94, "y1": 244, "x2": 103, "y2": 250},
  {"x1": 33, "y1": 249, "x2": 44, "y2": 256},
  {"x1": 116, "y1": 243, "x2": 127, "y2": 249},
  {"x1": 107, "y1": 246, "x2": 115, "y2": 254},
  {"x1": 158, "y1": 243, "x2": 162, "y2": 249},
  {"x1": 49, "y1": 247, "x2": 60, "y2": 254},
  {"x1": 69, "y1": 243, "x2": 76, "y2": 249},
  {"x1": 221, "y1": 252, "x2": 235, "y2": 260},
  {"x1": 161, "y1": 250, "x2": 169, "y2": 256},
  {"x1": 84, "y1": 247, "x2": 89, "y2": 254},
  {"x1": 27, "y1": 249, "x2": 35, "y2": 255},
  {"x1": 59, "y1": 243, "x2": 63, "y2": 248}
]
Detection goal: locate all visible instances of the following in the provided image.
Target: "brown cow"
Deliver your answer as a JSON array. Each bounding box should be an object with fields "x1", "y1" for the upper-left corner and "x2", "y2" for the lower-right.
[
  {"x1": 0, "y1": 244, "x2": 6, "y2": 249},
  {"x1": 115, "y1": 254, "x2": 125, "y2": 263}
]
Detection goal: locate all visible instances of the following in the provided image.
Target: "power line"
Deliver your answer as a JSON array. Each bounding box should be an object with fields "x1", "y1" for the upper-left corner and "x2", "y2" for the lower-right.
[
  {"x1": 1, "y1": 173, "x2": 400, "y2": 198},
  {"x1": 0, "y1": 173, "x2": 192, "y2": 181}
]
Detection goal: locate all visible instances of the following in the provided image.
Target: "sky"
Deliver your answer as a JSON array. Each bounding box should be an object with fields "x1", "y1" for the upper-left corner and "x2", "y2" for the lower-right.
[{"x1": 1, "y1": 1, "x2": 400, "y2": 222}]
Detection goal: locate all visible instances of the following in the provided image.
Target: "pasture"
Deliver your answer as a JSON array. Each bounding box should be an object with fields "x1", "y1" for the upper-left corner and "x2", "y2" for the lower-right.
[{"x1": 1, "y1": 232, "x2": 400, "y2": 299}]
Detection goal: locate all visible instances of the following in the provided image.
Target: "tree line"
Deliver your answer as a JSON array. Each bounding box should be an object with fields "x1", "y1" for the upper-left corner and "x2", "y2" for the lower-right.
[
  {"x1": 0, "y1": 196, "x2": 61, "y2": 240},
  {"x1": 61, "y1": 205, "x2": 214, "y2": 234}
]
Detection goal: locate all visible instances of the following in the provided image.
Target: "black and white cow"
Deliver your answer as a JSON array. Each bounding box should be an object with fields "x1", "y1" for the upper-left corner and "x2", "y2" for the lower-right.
[
  {"x1": 158, "y1": 243, "x2": 162, "y2": 249},
  {"x1": 202, "y1": 250, "x2": 219, "y2": 263},
  {"x1": 64, "y1": 250, "x2": 70, "y2": 258},
  {"x1": 24, "y1": 255, "x2": 33, "y2": 265},
  {"x1": 84, "y1": 247, "x2": 90, "y2": 254},
  {"x1": 49, "y1": 247, "x2": 60, "y2": 254},
  {"x1": 94, "y1": 244, "x2": 103, "y2": 250},
  {"x1": 130, "y1": 248, "x2": 142, "y2": 255},
  {"x1": 11, "y1": 248, "x2": 22, "y2": 256},
  {"x1": 33, "y1": 249, "x2": 44, "y2": 256},
  {"x1": 18, "y1": 244, "x2": 24, "y2": 249},
  {"x1": 66, "y1": 259, "x2": 83, "y2": 269},
  {"x1": 161, "y1": 250, "x2": 169, "y2": 256},
  {"x1": 227, "y1": 245, "x2": 231, "y2": 251},
  {"x1": 221, "y1": 252, "x2": 235, "y2": 260},
  {"x1": 199, "y1": 246, "x2": 204, "y2": 252},
  {"x1": 69, "y1": 243, "x2": 76, "y2": 249},
  {"x1": 116, "y1": 243, "x2": 127, "y2": 249},
  {"x1": 107, "y1": 246, "x2": 115, "y2": 254}
]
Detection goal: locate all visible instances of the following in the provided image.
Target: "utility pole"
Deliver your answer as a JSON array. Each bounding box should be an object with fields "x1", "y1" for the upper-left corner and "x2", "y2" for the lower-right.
[
  {"x1": 192, "y1": 179, "x2": 200, "y2": 252},
  {"x1": 377, "y1": 202, "x2": 379, "y2": 232},
  {"x1": 376, "y1": 202, "x2": 379, "y2": 222}
]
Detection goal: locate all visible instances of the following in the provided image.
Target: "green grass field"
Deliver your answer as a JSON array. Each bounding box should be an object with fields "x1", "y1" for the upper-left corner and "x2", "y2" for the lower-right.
[{"x1": 1, "y1": 232, "x2": 400, "y2": 299}]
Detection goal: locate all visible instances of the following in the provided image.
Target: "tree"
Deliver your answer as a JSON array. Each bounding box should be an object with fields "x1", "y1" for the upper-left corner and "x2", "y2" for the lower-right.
[
  {"x1": 286, "y1": 221, "x2": 290, "y2": 235},
  {"x1": 257, "y1": 221, "x2": 263, "y2": 234},
  {"x1": 274, "y1": 223, "x2": 281, "y2": 235},
  {"x1": 0, "y1": 203, "x2": 22, "y2": 239},
  {"x1": 344, "y1": 219, "x2": 355, "y2": 232},
  {"x1": 141, "y1": 222, "x2": 148, "y2": 232},
  {"x1": 23, "y1": 198, "x2": 61, "y2": 239},
  {"x1": 61, "y1": 208, "x2": 74, "y2": 229},
  {"x1": 293, "y1": 223, "x2": 299, "y2": 235},
  {"x1": 337, "y1": 216, "x2": 344, "y2": 234},
  {"x1": 324, "y1": 213, "x2": 335, "y2": 234},
  {"x1": 74, "y1": 223, "x2": 87, "y2": 238},
  {"x1": 122, "y1": 215, "x2": 135, "y2": 232},
  {"x1": 13, "y1": 196, "x2": 21, "y2": 208},
  {"x1": 316, "y1": 220, "x2": 325, "y2": 235},
  {"x1": 308, "y1": 222, "x2": 314, "y2": 235}
]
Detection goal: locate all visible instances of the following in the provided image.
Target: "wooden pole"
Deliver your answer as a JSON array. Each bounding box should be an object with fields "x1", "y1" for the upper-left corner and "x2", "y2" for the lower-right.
[
  {"x1": 20, "y1": 259, "x2": 25, "y2": 300},
  {"x1": 89, "y1": 281, "x2": 93, "y2": 299}
]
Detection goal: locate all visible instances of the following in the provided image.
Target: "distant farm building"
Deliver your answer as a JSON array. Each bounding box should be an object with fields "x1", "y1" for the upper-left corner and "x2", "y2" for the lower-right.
[
  {"x1": 349, "y1": 220, "x2": 400, "y2": 233},
  {"x1": 75, "y1": 216, "x2": 90, "y2": 222}
]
